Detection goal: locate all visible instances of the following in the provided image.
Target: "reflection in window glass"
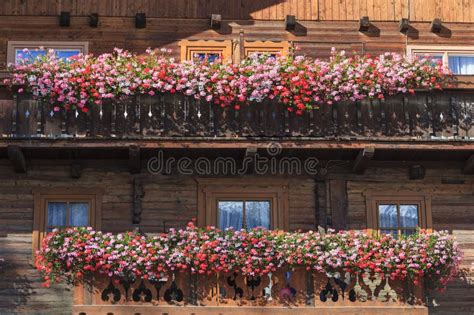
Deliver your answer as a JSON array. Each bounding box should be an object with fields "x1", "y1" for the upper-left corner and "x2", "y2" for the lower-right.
[
  {"x1": 378, "y1": 204, "x2": 398, "y2": 228},
  {"x1": 377, "y1": 203, "x2": 419, "y2": 238},
  {"x1": 218, "y1": 200, "x2": 271, "y2": 230},
  {"x1": 47, "y1": 202, "x2": 67, "y2": 229},
  {"x1": 247, "y1": 52, "x2": 278, "y2": 58},
  {"x1": 218, "y1": 201, "x2": 243, "y2": 230},
  {"x1": 193, "y1": 52, "x2": 221, "y2": 62},
  {"x1": 448, "y1": 56, "x2": 474, "y2": 75},
  {"x1": 400, "y1": 205, "x2": 419, "y2": 228},
  {"x1": 70, "y1": 202, "x2": 89, "y2": 227},
  {"x1": 245, "y1": 201, "x2": 270, "y2": 229},
  {"x1": 380, "y1": 229, "x2": 398, "y2": 238},
  {"x1": 414, "y1": 53, "x2": 443, "y2": 67},
  {"x1": 15, "y1": 49, "x2": 81, "y2": 64}
]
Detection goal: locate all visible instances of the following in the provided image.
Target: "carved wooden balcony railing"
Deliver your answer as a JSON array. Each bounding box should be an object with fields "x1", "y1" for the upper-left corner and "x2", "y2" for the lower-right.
[
  {"x1": 73, "y1": 269, "x2": 425, "y2": 315},
  {"x1": 0, "y1": 90, "x2": 472, "y2": 140}
]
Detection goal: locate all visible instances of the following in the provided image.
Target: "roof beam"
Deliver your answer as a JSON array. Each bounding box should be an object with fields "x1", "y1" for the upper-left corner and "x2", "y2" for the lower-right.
[
  {"x1": 463, "y1": 155, "x2": 474, "y2": 174},
  {"x1": 128, "y1": 145, "x2": 141, "y2": 174},
  {"x1": 0, "y1": 140, "x2": 473, "y2": 151},
  {"x1": 7, "y1": 145, "x2": 27, "y2": 173},
  {"x1": 353, "y1": 147, "x2": 375, "y2": 174}
]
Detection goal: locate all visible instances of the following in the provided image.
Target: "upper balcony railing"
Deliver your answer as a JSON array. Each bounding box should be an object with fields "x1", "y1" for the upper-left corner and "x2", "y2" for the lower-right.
[{"x1": 0, "y1": 89, "x2": 472, "y2": 140}]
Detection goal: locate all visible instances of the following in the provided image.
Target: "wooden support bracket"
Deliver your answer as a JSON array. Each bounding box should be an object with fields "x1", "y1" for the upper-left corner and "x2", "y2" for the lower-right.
[
  {"x1": 329, "y1": 179, "x2": 348, "y2": 231},
  {"x1": 70, "y1": 161, "x2": 82, "y2": 179},
  {"x1": 243, "y1": 147, "x2": 258, "y2": 174},
  {"x1": 462, "y1": 155, "x2": 474, "y2": 174},
  {"x1": 132, "y1": 178, "x2": 145, "y2": 225},
  {"x1": 128, "y1": 145, "x2": 141, "y2": 174},
  {"x1": 7, "y1": 145, "x2": 27, "y2": 173},
  {"x1": 353, "y1": 147, "x2": 375, "y2": 174},
  {"x1": 245, "y1": 147, "x2": 258, "y2": 157}
]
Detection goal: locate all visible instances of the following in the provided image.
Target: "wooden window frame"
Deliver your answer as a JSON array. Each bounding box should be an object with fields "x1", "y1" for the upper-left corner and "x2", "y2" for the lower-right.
[
  {"x1": 7, "y1": 41, "x2": 89, "y2": 64},
  {"x1": 365, "y1": 192, "x2": 432, "y2": 235},
  {"x1": 179, "y1": 39, "x2": 232, "y2": 62},
  {"x1": 244, "y1": 41, "x2": 291, "y2": 57},
  {"x1": 197, "y1": 178, "x2": 289, "y2": 230},
  {"x1": 32, "y1": 188, "x2": 102, "y2": 254}
]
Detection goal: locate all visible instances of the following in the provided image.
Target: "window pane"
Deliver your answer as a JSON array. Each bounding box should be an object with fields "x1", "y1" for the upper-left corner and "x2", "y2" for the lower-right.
[
  {"x1": 15, "y1": 48, "x2": 80, "y2": 64},
  {"x1": 400, "y1": 204, "x2": 419, "y2": 228},
  {"x1": 378, "y1": 204, "x2": 398, "y2": 228},
  {"x1": 380, "y1": 229, "x2": 398, "y2": 239},
  {"x1": 70, "y1": 202, "x2": 89, "y2": 227},
  {"x1": 245, "y1": 201, "x2": 270, "y2": 229},
  {"x1": 448, "y1": 56, "x2": 474, "y2": 75},
  {"x1": 55, "y1": 50, "x2": 81, "y2": 60},
  {"x1": 415, "y1": 53, "x2": 442, "y2": 63},
  {"x1": 47, "y1": 202, "x2": 67, "y2": 227},
  {"x1": 218, "y1": 201, "x2": 243, "y2": 230},
  {"x1": 16, "y1": 49, "x2": 46, "y2": 63},
  {"x1": 401, "y1": 229, "x2": 416, "y2": 237},
  {"x1": 248, "y1": 51, "x2": 278, "y2": 58},
  {"x1": 193, "y1": 52, "x2": 221, "y2": 62}
]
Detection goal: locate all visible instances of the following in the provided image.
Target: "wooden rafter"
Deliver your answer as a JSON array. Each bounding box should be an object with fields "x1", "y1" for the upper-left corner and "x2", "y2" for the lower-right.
[
  {"x1": 353, "y1": 147, "x2": 375, "y2": 174},
  {"x1": 463, "y1": 155, "x2": 474, "y2": 174},
  {"x1": 128, "y1": 145, "x2": 141, "y2": 174},
  {"x1": 0, "y1": 140, "x2": 472, "y2": 151},
  {"x1": 7, "y1": 145, "x2": 27, "y2": 173}
]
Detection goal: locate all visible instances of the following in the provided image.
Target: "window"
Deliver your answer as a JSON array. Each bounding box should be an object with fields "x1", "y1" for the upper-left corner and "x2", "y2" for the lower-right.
[
  {"x1": 179, "y1": 40, "x2": 232, "y2": 62},
  {"x1": 218, "y1": 200, "x2": 271, "y2": 230},
  {"x1": 408, "y1": 45, "x2": 474, "y2": 75},
  {"x1": 197, "y1": 178, "x2": 289, "y2": 230},
  {"x1": 32, "y1": 188, "x2": 102, "y2": 252},
  {"x1": 7, "y1": 41, "x2": 88, "y2": 64},
  {"x1": 46, "y1": 201, "x2": 90, "y2": 232},
  {"x1": 365, "y1": 193, "x2": 432, "y2": 237},
  {"x1": 244, "y1": 41, "x2": 291, "y2": 58},
  {"x1": 377, "y1": 203, "x2": 419, "y2": 237}
]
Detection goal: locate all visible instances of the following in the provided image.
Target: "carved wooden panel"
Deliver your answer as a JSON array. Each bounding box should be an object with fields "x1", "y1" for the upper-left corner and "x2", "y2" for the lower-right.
[{"x1": 1, "y1": 91, "x2": 472, "y2": 140}]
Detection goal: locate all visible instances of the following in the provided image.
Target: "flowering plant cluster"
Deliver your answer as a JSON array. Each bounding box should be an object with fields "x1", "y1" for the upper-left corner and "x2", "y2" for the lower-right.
[
  {"x1": 36, "y1": 222, "x2": 461, "y2": 290},
  {"x1": 5, "y1": 48, "x2": 451, "y2": 114}
]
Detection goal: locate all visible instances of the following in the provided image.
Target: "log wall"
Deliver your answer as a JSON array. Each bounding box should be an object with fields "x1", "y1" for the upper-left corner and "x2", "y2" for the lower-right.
[
  {"x1": 1, "y1": 0, "x2": 474, "y2": 22},
  {"x1": 1, "y1": 16, "x2": 474, "y2": 69},
  {"x1": 0, "y1": 158, "x2": 472, "y2": 313}
]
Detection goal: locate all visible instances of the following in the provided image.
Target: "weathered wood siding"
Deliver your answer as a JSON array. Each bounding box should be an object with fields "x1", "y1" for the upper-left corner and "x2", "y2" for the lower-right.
[
  {"x1": 0, "y1": 157, "x2": 472, "y2": 313},
  {"x1": 1, "y1": 0, "x2": 474, "y2": 22},
  {"x1": 0, "y1": 160, "x2": 316, "y2": 313},
  {"x1": 342, "y1": 166, "x2": 474, "y2": 314},
  {"x1": 2, "y1": 16, "x2": 474, "y2": 68}
]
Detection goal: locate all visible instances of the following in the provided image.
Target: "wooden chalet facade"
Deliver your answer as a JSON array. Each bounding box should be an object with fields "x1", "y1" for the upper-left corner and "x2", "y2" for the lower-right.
[{"x1": 0, "y1": 1, "x2": 473, "y2": 314}]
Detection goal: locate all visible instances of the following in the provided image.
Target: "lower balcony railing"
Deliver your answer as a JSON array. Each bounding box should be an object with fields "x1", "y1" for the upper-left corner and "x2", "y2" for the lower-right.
[{"x1": 73, "y1": 269, "x2": 425, "y2": 314}]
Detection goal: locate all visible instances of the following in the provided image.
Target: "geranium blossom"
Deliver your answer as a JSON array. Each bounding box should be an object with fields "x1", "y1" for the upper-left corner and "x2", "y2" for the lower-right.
[
  {"x1": 4, "y1": 48, "x2": 452, "y2": 114},
  {"x1": 36, "y1": 222, "x2": 461, "y2": 290}
]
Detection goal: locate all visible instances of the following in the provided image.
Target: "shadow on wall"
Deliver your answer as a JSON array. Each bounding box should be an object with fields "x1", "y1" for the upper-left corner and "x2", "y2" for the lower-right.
[{"x1": 0, "y1": 234, "x2": 73, "y2": 315}]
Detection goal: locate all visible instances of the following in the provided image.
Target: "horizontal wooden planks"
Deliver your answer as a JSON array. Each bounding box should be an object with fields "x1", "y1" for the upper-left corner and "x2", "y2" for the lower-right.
[
  {"x1": 2, "y1": 1, "x2": 474, "y2": 22},
  {"x1": 0, "y1": 233, "x2": 73, "y2": 314},
  {"x1": 3, "y1": 17, "x2": 474, "y2": 70},
  {"x1": 0, "y1": 0, "x2": 318, "y2": 20}
]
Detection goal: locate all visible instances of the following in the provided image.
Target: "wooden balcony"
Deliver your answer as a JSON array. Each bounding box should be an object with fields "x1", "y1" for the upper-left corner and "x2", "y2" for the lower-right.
[
  {"x1": 73, "y1": 269, "x2": 426, "y2": 315},
  {"x1": 0, "y1": 89, "x2": 472, "y2": 141}
]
